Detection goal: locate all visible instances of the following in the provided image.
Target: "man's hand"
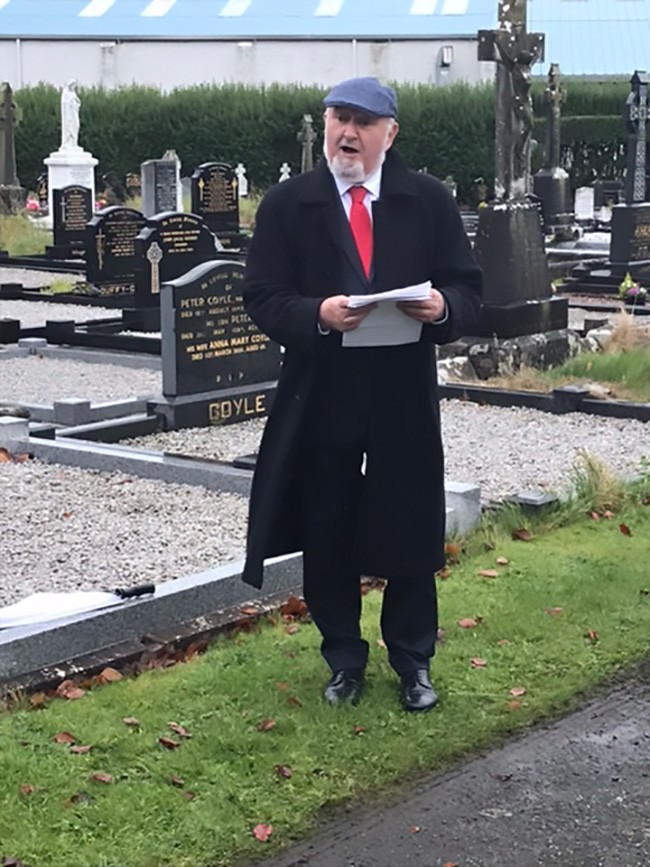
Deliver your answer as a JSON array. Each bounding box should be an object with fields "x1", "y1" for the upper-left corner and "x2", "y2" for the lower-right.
[
  {"x1": 397, "y1": 287, "x2": 446, "y2": 323},
  {"x1": 319, "y1": 295, "x2": 377, "y2": 332}
]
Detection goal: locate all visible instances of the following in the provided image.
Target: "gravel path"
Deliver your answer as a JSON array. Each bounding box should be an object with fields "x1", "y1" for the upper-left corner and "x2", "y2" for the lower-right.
[
  {"x1": 0, "y1": 356, "x2": 161, "y2": 404},
  {"x1": 0, "y1": 266, "x2": 81, "y2": 290}
]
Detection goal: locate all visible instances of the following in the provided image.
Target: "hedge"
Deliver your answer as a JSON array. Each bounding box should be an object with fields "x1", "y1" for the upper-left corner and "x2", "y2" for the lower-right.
[{"x1": 13, "y1": 80, "x2": 641, "y2": 206}]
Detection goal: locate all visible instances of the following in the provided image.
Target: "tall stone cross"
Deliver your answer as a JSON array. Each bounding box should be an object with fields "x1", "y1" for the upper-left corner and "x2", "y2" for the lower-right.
[
  {"x1": 297, "y1": 114, "x2": 316, "y2": 174},
  {"x1": 624, "y1": 70, "x2": 649, "y2": 204},
  {"x1": 543, "y1": 63, "x2": 565, "y2": 170},
  {"x1": 478, "y1": 0, "x2": 544, "y2": 201},
  {"x1": 0, "y1": 82, "x2": 21, "y2": 187}
]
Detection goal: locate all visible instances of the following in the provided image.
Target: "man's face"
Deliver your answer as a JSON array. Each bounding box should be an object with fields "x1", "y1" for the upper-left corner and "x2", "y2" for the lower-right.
[{"x1": 324, "y1": 106, "x2": 399, "y2": 183}]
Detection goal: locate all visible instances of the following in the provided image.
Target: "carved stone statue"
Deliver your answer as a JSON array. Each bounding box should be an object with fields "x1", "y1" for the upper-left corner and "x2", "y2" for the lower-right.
[{"x1": 61, "y1": 80, "x2": 81, "y2": 150}]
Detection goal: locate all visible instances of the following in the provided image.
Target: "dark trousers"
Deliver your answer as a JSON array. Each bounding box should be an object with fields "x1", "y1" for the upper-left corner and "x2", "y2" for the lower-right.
[{"x1": 299, "y1": 441, "x2": 439, "y2": 676}]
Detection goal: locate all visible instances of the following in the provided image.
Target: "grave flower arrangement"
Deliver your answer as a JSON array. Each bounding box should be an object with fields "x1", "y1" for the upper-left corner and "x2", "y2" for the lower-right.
[{"x1": 618, "y1": 272, "x2": 647, "y2": 305}]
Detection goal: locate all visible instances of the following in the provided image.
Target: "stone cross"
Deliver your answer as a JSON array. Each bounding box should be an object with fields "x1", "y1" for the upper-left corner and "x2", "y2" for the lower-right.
[
  {"x1": 235, "y1": 162, "x2": 248, "y2": 197},
  {"x1": 624, "y1": 70, "x2": 649, "y2": 204},
  {"x1": 478, "y1": 0, "x2": 544, "y2": 201},
  {"x1": 543, "y1": 63, "x2": 565, "y2": 170},
  {"x1": 279, "y1": 162, "x2": 292, "y2": 182},
  {"x1": 297, "y1": 113, "x2": 316, "y2": 173},
  {"x1": 0, "y1": 82, "x2": 21, "y2": 187},
  {"x1": 147, "y1": 241, "x2": 164, "y2": 295}
]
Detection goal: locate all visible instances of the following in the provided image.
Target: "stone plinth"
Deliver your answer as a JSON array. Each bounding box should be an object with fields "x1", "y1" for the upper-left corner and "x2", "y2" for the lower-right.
[
  {"x1": 44, "y1": 146, "x2": 98, "y2": 228},
  {"x1": 533, "y1": 167, "x2": 575, "y2": 239},
  {"x1": 473, "y1": 201, "x2": 567, "y2": 338}
]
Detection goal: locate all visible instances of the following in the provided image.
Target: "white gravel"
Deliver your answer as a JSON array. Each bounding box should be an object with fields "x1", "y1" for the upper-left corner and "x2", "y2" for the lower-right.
[
  {"x1": 0, "y1": 266, "x2": 81, "y2": 290},
  {"x1": 0, "y1": 298, "x2": 116, "y2": 328},
  {"x1": 0, "y1": 462, "x2": 247, "y2": 607},
  {"x1": 0, "y1": 356, "x2": 161, "y2": 405}
]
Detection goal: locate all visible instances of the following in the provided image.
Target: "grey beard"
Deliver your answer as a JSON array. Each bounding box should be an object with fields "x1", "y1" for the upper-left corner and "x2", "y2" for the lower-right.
[{"x1": 324, "y1": 143, "x2": 386, "y2": 184}]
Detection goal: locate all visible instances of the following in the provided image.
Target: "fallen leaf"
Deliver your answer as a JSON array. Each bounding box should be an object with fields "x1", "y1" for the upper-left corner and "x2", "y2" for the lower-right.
[
  {"x1": 286, "y1": 695, "x2": 302, "y2": 707},
  {"x1": 122, "y1": 717, "x2": 140, "y2": 727},
  {"x1": 280, "y1": 596, "x2": 308, "y2": 619},
  {"x1": 97, "y1": 667, "x2": 122, "y2": 684},
  {"x1": 62, "y1": 511, "x2": 73, "y2": 519},
  {"x1": 458, "y1": 618, "x2": 478, "y2": 629},
  {"x1": 65, "y1": 791, "x2": 93, "y2": 807},
  {"x1": 284, "y1": 624, "x2": 300, "y2": 635},
  {"x1": 512, "y1": 528, "x2": 533, "y2": 542},
  {"x1": 274, "y1": 764, "x2": 293, "y2": 779},
  {"x1": 240, "y1": 606, "x2": 259, "y2": 616},
  {"x1": 603, "y1": 510, "x2": 614, "y2": 519},
  {"x1": 377, "y1": 637, "x2": 387, "y2": 648},
  {"x1": 445, "y1": 542, "x2": 461, "y2": 564},
  {"x1": 168, "y1": 722, "x2": 191, "y2": 738},
  {"x1": 256, "y1": 718, "x2": 277, "y2": 732},
  {"x1": 496, "y1": 556, "x2": 509, "y2": 566},
  {"x1": 436, "y1": 566, "x2": 452, "y2": 580},
  {"x1": 443, "y1": 863, "x2": 458, "y2": 867},
  {"x1": 55, "y1": 681, "x2": 85, "y2": 701},
  {"x1": 509, "y1": 687, "x2": 527, "y2": 697},
  {"x1": 409, "y1": 825, "x2": 421, "y2": 833},
  {"x1": 13, "y1": 452, "x2": 31, "y2": 464},
  {"x1": 619, "y1": 523, "x2": 632, "y2": 537},
  {"x1": 470, "y1": 657, "x2": 487, "y2": 668},
  {"x1": 252, "y1": 823, "x2": 273, "y2": 842},
  {"x1": 436, "y1": 627, "x2": 446, "y2": 645},
  {"x1": 70, "y1": 745, "x2": 93, "y2": 755},
  {"x1": 53, "y1": 731, "x2": 76, "y2": 745},
  {"x1": 477, "y1": 569, "x2": 499, "y2": 579},
  {"x1": 545, "y1": 607, "x2": 563, "y2": 616},
  {"x1": 506, "y1": 700, "x2": 522, "y2": 711},
  {"x1": 353, "y1": 725, "x2": 366, "y2": 735},
  {"x1": 170, "y1": 775, "x2": 185, "y2": 788},
  {"x1": 0, "y1": 448, "x2": 11, "y2": 463},
  {"x1": 1, "y1": 858, "x2": 24, "y2": 867},
  {"x1": 184, "y1": 639, "x2": 208, "y2": 659},
  {"x1": 182, "y1": 791, "x2": 196, "y2": 801},
  {"x1": 29, "y1": 692, "x2": 47, "y2": 708},
  {"x1": 585, "y1": 629, "x2": 599, "y2": 643},
  {"x1": 158, "y1": 737, "x2": 181, "y2": 750},
  {"x1": 89, "y1": 772, "x2": 113, "y2": 784},
  {"x1": 19, "y1": 784, "x2": 35, "y2": 796},
  {"x1": 498, "y1": 639, "x2": 511, "y2": 646},
  {"x1": 589, "y1": 510, "x2": 600, "y2": 521}
]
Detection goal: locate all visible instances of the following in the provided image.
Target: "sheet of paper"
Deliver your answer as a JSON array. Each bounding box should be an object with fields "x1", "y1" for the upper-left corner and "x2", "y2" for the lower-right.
[
  {"x1": 346, "y1": 281, "x2": 431, "y2": 309},
  {"x1": 342, "y1": 281, "x2": 429, "y2": 347}
]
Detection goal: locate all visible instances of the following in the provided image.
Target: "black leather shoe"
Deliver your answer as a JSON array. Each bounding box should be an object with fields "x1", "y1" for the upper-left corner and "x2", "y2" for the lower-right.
[
  {"x1": 400, "y1": 670, "x2": 438, "y2": 712},
  {"x1": 324, "y1": 669, "x2": 364, "y2": 706}
]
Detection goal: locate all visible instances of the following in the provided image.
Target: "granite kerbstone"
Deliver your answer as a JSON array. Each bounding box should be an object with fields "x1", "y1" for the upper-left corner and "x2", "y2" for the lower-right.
[{"x1": 445, "y1": 481, "x2": 481, "y2": 536}]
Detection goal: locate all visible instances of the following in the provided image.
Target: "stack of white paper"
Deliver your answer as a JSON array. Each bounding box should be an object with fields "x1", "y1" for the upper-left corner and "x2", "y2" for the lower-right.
[{"x1": 342, "y1": 282, "x2": 431, "y2": 347}]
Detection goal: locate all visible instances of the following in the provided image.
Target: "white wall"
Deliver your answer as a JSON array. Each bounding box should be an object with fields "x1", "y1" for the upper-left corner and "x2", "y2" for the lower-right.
[{"x1": 1, "y1": 38, "x2": 493, "y2": 91}]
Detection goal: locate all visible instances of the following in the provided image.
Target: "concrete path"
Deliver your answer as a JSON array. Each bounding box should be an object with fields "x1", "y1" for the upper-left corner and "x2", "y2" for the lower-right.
[{"x1": 258, "y1": 667, "x2": 650, "y2": 867}]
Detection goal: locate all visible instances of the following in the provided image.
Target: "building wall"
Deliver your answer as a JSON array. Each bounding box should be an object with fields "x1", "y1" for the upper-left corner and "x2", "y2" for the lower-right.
[{"x1": 1, "y1": 38, "x2": 494, "y2": 91}]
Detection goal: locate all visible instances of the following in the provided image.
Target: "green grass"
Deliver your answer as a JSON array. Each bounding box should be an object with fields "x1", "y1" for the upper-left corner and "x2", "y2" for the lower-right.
[
  {"x1": 0, "y1": 214, "x2": 51, "y2": 256},
  {"x1": 549, "y1": 347, "x2": 650, "y2": 401},
  {"x1": 1, "y1": 493, "x2": 649, "y2": 867}
]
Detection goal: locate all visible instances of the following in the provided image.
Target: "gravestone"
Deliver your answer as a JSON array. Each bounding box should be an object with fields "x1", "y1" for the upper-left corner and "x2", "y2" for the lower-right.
[
  {"x1": 150, "y1": 259, "x2": 281, "y2": 429},
  {"x1": 235, "y1": 162, "x2": 248, "y2": 198},
  {"x1": 141, "y1": 155, "x2": 181, "y2": 217},
  {"x1": 50, "y1": 184, "x2": 92, "y2": 257},
  {"x1": 474, "y1": 0, "x2": 567, "y2": 338},
  {"x1": 297, "y1": 113, "x2": 316, "y2": 173},
  {"x1": 86, "y1": 206, "x2": 147, "y2": 297},
  {"x1": 610, "y1": 71, "x2": 650, "y2": 277},
  {"x1": 574, "y1": 187, "x2": 595, "y2": 223},
  {"x1": 190, "y1": 162, "x2": 241, "y2": 246},
  {"x1": 0, "y1": 82, "x2": 25, "y2": 214},
  {"x1": 533, "y1": 63, "x2": 575, "y2": 239},
  {"x1": 36, "y1": 173, "x2": 48, "y2": 211},
  {"x1": 134, "y1": 212, "x2": 218, "y2": 307},
  {"x1": 279, "y1": 162, "x2": 292, "y2": 182}
]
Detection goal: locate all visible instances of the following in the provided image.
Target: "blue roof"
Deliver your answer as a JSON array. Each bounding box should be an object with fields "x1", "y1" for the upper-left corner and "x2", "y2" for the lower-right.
[{"x1": 0, "y1": 0, "x2": 649, "y2": 76}]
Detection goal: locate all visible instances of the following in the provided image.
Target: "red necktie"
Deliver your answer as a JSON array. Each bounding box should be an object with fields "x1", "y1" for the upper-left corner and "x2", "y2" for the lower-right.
[{"x1": 348, "y1": 186, "x2": 373, "y2": 278}]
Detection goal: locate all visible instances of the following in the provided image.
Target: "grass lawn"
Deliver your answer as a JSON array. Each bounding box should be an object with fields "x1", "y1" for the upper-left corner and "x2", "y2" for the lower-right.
[
  {"x1": 0, "y1": 214, "x2": 51, "y2": 256},
  {"x1": 1, "y1": 495, "x2": 649, "y2": 867}
]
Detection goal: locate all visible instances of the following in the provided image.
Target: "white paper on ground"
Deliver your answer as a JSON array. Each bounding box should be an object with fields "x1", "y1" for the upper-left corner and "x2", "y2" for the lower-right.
[
  {"x1": 342, "y1": 281, "x2": 430, "y2": 347},
  {"x1": 0, "y1": 591, "x2": 126, "y2": 629}
]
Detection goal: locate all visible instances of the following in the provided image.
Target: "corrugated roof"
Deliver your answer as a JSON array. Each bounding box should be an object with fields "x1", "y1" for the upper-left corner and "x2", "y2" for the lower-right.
[{"x1": 0, "y1": 0, "x2": 649, "y2": 76}]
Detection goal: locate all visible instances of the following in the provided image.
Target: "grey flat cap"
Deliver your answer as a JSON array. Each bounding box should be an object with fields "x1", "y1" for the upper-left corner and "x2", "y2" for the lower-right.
[{"x1": 323, "y1": 76, "x2": 397, "y2": 118}]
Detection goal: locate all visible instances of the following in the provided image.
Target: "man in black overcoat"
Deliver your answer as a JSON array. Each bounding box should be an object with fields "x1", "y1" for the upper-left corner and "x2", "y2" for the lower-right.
[{"x1": 242, "y1": 77, "x2": 482, "y2": 711}]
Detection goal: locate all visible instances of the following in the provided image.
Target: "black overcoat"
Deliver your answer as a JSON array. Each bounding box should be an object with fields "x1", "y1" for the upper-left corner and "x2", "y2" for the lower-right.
[{"x1": 242, "y1": 149, "x2": 482, "y2": 588}]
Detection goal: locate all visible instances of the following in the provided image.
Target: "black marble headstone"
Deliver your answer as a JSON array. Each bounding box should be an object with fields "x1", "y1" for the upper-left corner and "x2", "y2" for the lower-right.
[
  {"x1": 53, "y1": 185, "x2": 92, "y2": 248},
  {"x1": 141, "y1": 159, "x2": 179, "y2": 217},
  {"x1": 610, "y1": 203, "x2": 650, "y2": 273},
  {"x1": 190, "y1": 162, "x2": 239, "y2": 234},
  {"x1": 85, "y1": 206, "x2": 147, "y2": 297},
  {"x1": 153, "y1": 259, "x2": 281, "y2": 428},
  {"x1": 134, "y1": 211, "x2": 217, "y2": 307}
]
